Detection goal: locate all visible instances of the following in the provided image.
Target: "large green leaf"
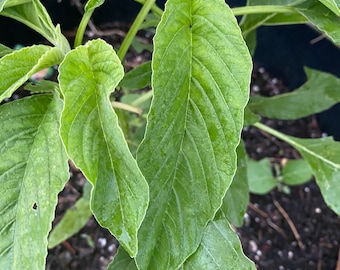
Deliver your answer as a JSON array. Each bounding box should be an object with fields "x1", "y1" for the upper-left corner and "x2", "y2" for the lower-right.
[
  {"x1": 59, "y1": 39, "x2": 149, "y2": 257},
  {"x1": 221, "y1": 141, "x2": 249, "y2": 227},
  {"x1": 0, "y1": 94, "x2": 69, "y2": 269},
  {"x1": 183, "y1": 211, "x2": 256, "y2": 270},
  {"x1": 255, "y1": 122, "x2": 340, "y2": 214},
  {"x1": 135, "y1": 0, "x2": 252, "y2": 269},
  {"x1": 1, "y1": 0, "x2": 70, "y2": 53},
  {"x1": 0, "y1": 45, "x2": 63, "y2": 102},
  {"x1": 249, "y1": 68, "x2": 340, "y2": 120}
]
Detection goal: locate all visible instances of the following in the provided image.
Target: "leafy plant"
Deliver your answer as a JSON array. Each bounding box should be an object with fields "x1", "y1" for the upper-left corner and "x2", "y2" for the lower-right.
[{"x1": 1, "y1": 0, "x2": 340, "y2": 269}]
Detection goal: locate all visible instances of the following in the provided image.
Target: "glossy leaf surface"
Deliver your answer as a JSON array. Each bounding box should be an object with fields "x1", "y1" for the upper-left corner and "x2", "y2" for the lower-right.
[
  {"x1": 0, "y1": 94, "x2": 69, "y2": 269},
  {"x1": 249, "y1": 68, "x2": 340, "y2": 120},
  {"x1": 183, "y1": 212, "x2": 256, "y2": 270},
  {"x1": 59, "y1": 39, "x2": 149, "y2": 257},
  {"x1": 0, "y1": 45, "x2": 62, "y2": 102},
  {"x1": 135, "y1": 0, "x2": 252, "y2": 269}
]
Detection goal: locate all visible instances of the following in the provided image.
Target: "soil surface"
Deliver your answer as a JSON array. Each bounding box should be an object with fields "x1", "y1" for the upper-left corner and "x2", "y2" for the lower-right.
[{"x1": 7, "y1": 21, "x2": 339, "y2": 270}]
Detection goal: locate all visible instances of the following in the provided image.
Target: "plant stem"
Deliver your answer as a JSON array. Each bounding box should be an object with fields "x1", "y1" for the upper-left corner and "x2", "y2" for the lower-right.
[
  {"x1": 117, "y1": 0, "x2": 156, "y2": 61},
  {"x1": 134, "y1": 0, "x2": 163, "y2": 18},
  {"x1": 74, "y1": 11, "x2": 93, "y2": 48},
  {"x1": 232, "y1": 5, "x2": 298, "y2": 16},
  {"x1": 253, "y1": 122, "x2": 300, "y2": 148},
  {"x1": 131, "y1": 90, "x2": 153, "y2": 107}
]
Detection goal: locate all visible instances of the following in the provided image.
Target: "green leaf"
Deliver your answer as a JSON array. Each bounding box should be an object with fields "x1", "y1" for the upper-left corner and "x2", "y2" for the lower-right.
[
  {"x1": 48, "y1": 195, "x2": 92, "y2": 249},
  {"x1": 221, "y1": 142, "x2": 249, "y2": 227},
  {"x1": 255, "y1": 122, "x2": 340, "y2": 214},
  {"x1": 297, "y1": 0, "x2": 340, "y2": 44},
  {"x1": 249, "y1": 68, "x2": 340, "y2": 120},
  {"x1": 84, "y1": 0, "x2": 105, "y2": 13},
  {"x1": 1, "y1": 0, "x2": 31, "y2": 10},
  {"x1": 0, "y1": 45, "x2": 63, "y2": 102},
  {"x1": 183, "y1": 212, "x2": 256, "y2": 270},
  {"x1": 0, "y1": 44, "x2": 13, "y2": 57},
  {"x1": 319, "y1": 0, "x2": 340, "y2": 16},
  {"x1": 108, "y1": 247, "x2": 138, "y2": 270},
  {"x1": 119, "y1": 61, "x2": 152, "y2": 91},
  {"x1": 1, "y1": 0, "x2": 70, "y2": 53},
  {"x1": 244, "y1": 106, "x2": 260, "y2": 126},
  {"x1": 0, "y1": 94, "x2": 69, "y2": 269},
  {"x1": 287, "y1": 136, "x2": 340, "y2": 214},
  {"x1": 282, "y1": 159, "x2": 313, "y2": 185},
  {"x1": 135, "y1": 0, "x2": 252, "y2": 268},
  {"x1": 59, "y1": 38, "x2": 149, "y2": 257},
  {"x1": 247, "y1": 158, "x2": 277, "y2": 194},
  {"x1": 240, "y1": 0, "x2": 307, "y2": 37}
]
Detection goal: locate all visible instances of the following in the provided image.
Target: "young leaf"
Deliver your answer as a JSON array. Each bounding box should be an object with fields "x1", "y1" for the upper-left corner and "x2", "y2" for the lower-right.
[
  {"x1": 1, "y1": 0, "x2": 70, "y2": 53},
  {"x1": 247, "y1": 158, "x2": 277, "y2": 194},
  {"x1": 0, "y1": 94, "x2": 69, "y2": 269},
  {"x1": 48, "y1": 197, "x2": 91, "y2": 249},
  {"x1": 0, "y1": 45, "x2": 63, "y2": 102},
  {"x1": 183, "y1": 211, "x2": 256, "y2": 270},
  {"x1": 135, "y1": 0, "x2": 252, "y2": 269},
  {"x1": 221, "y1": 142, "x2": 250, "y2": 227},
  {"x1": 282, "y1": 159, "x2": 312, "y2": 186},
  {"x1": 59, "y1": 39, "x2": 149, "y2": 257},
  {"x1": 249, "y1": 68, "x2": 340, "y2": 120}
]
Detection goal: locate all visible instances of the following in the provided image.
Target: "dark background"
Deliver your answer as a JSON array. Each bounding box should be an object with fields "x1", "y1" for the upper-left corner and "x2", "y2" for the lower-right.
[{"x1": 1, "y1": 0, "x2": 339, "y2": 139}]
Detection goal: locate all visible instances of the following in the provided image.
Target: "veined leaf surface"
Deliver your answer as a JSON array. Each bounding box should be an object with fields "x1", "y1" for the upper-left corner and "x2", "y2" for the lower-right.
[
  {"x1": 0, "y1": 94, "x2": 69, "y2": 269},
  {"x1": 135, "y1": 0, "x2": 252, "y2": 269},
  {"x1": 183, "y1": 211, "x2": 256, "y2": 270},
  {"x1": 59, "y1": 39, "x2": 149, "y2": 257},
  {"x1": 0, "y1": 45, "x2": 63, "y2": 102}
]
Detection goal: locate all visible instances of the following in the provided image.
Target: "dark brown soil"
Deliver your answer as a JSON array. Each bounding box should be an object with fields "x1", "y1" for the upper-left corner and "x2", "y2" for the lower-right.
[{"x1": 22, "y1": 24, "x2": 339, "y2": 270}]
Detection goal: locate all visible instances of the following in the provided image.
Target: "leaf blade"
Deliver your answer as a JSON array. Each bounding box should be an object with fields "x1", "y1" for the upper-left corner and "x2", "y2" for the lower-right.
[
  {"x1": 0, "y1": 94, "x2": 69, "y2": 269},
  {"x1": 249, "y1": 68, "x2": 340, "y2": 120},
  {"x1": 183, "y1": 212, "x2": 256, "y2": 270},
  {"x1": 135, "y1": 0, "x2": 252, "y2": 269},
  {"x1": 59, "y1": 39, "x2": 149, "y2": 257}
]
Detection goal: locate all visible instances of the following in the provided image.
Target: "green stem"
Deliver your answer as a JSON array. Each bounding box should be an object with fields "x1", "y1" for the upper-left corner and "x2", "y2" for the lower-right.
[
  {"x1": 253, "y1": 122, "x2": 301, "y2": 149},
  {"x1": 131, "y1": 90, "x2": 153, "y2": 107},
  {"x1": 74, "y1": 10, "x2": 93, "y2": 48},
  {"x1": 135, "y1": 0, "x2": 163, "y2": 18},
  {"x1": 118, "y1": 0, "x2": 156, "y2": 61},
  {"x1": 232, "y1": 5, "x2": 298, "y2": 16}
]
